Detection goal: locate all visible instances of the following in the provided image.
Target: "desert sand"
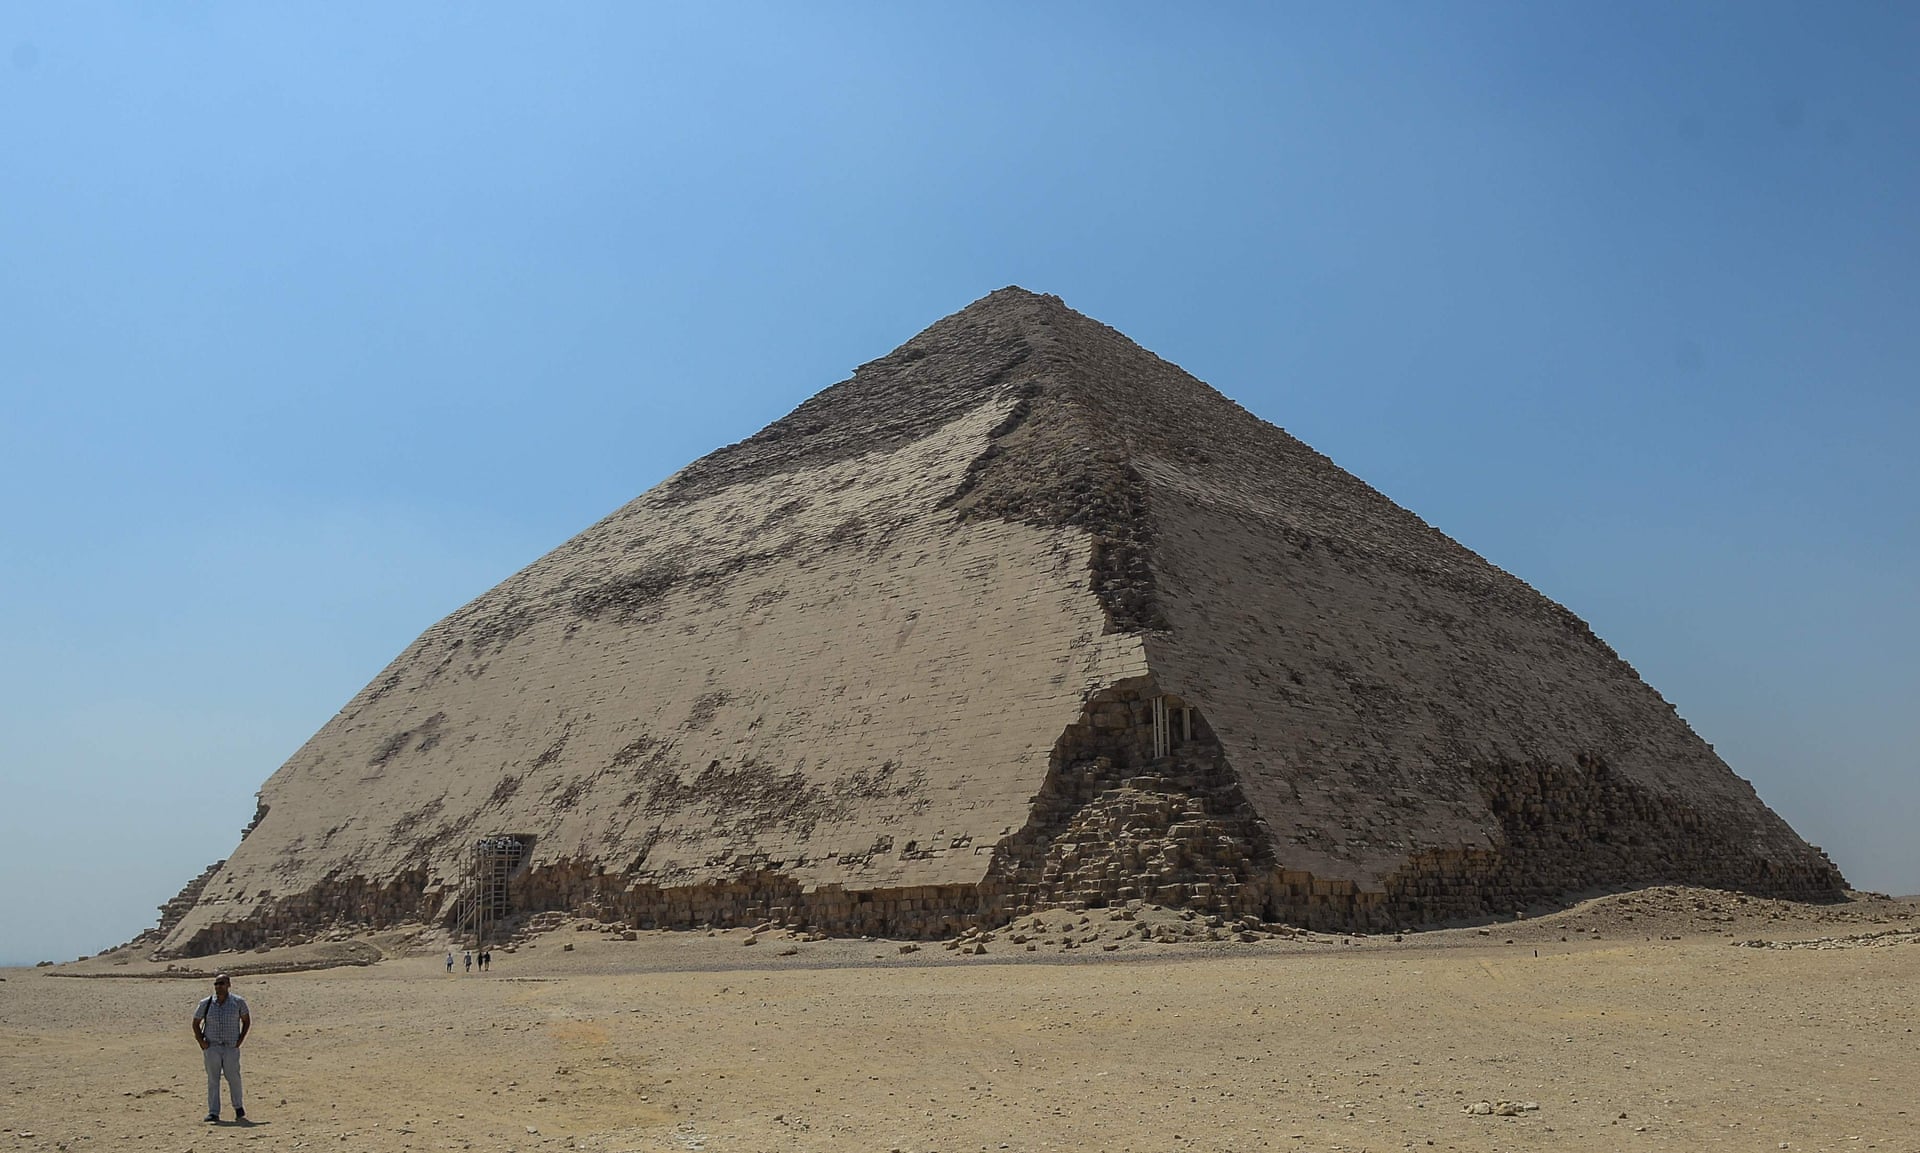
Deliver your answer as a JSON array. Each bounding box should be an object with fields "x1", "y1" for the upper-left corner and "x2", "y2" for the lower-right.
[{"x1": 6, "y1": 888, "x2": 1917, "y2": 1152}]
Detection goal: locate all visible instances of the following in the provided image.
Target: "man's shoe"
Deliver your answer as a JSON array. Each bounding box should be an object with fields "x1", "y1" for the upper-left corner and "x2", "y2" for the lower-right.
[
  {"x1": 235, "y1": 1109, "x2": 247, "y2": 1122},
  {"x1": 204, "y1": 1114, "x2": 219, "y2": 1122}
]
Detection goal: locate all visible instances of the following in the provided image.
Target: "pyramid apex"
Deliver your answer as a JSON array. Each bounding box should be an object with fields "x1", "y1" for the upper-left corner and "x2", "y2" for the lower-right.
[{"x1": 947, "y1": 284, "x2": 1072, "y2": 319}]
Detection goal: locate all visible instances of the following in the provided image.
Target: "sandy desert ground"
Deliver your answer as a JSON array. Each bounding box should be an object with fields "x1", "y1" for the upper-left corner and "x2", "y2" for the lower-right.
[{"x1": 5, "y1": 887, "x2": 1918, "y2": 1153}]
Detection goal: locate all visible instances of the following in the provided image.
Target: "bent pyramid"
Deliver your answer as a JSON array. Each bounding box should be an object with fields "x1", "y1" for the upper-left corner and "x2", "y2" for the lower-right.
[{"x1": 156, "y1": 288, "x2": 1842, "y2": 955}]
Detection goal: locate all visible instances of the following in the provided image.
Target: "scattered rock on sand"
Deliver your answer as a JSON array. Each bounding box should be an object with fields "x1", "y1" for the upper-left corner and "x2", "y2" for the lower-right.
[{"x1": 1464, "y1": 1100, "x2": 1539, "y2": 1117}]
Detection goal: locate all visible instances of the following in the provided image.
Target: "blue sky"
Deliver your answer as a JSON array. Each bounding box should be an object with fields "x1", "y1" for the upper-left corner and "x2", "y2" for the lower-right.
[{"x1": 2, "y1": 3, "x2": 1914, "y2": 965}]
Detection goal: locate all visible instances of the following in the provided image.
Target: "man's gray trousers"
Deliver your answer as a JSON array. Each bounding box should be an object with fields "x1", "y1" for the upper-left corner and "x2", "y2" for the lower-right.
[{"x1": 203, "y1": 1044, "x2": 243, "y2": 1116}]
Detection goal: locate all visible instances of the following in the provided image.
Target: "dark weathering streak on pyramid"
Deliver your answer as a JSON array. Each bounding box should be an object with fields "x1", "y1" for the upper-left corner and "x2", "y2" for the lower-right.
[{"x1": 145, "y1": 288, "x2": 1843, "y2": 957}]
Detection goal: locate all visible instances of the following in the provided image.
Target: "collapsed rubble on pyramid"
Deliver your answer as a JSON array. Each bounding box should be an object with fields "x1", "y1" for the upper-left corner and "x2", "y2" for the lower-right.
[{"x1": 152, "y1": 287, "x2": 1843, "y2": 956}]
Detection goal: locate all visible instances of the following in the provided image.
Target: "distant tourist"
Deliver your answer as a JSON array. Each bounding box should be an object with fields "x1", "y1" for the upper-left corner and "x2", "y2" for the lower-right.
[
  {"x1": 479, "y1": 949, "x2": 491, "y2": 972},
  {"x1": 463, "y1": 950, "x2": 472, "y2": 973},
  {"x1": 446, "y1": 950, "x2": 455, "y2": 973},
  {"x1": 191, "y1": 973, "x2": 251, "y2": 1123}
]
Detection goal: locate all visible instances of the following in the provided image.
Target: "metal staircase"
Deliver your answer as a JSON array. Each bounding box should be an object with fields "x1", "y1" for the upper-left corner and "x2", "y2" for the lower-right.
[{"x1": 451, "y1": 836, "x2": 525, "y2": 950}]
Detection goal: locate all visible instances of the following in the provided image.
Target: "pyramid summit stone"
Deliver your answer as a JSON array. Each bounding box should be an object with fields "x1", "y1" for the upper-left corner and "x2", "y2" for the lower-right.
[{"x1": 155, "y1": 287, "x2": 1841, "y2": 955}]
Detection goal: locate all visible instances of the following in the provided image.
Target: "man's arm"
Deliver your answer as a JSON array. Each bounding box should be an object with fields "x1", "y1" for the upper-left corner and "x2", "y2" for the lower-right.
[
  {"x1": 192, "y1": 1002, "x2": 209, "y2": 1050},
  {"x1": 236, "y1": 1010, "x2": 251, "y2": 1048}
]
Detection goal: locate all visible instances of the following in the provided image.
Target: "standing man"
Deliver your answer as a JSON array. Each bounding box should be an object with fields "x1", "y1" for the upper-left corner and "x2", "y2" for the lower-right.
[{"x1": 191, "y1": 973, "x2": 251, "y2": 1123}]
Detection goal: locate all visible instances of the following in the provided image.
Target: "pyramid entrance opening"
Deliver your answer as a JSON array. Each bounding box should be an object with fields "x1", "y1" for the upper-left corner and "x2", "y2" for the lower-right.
[{"x1": 1148, "y1": 694, "x2": 1197, "y2": 759}]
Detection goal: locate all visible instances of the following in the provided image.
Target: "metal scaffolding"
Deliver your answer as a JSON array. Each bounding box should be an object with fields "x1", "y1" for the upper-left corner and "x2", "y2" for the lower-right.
[
  {"x1": 453, "y1": 835, "x2": 525, "y2": 950},
  {"x1": 1149, "y1": 696, "x2": 1193, "y2": 760}
]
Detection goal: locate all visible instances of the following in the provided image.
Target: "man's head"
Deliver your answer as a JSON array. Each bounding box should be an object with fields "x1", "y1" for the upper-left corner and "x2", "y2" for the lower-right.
[{"x1": 212, "y1": 973, "x2": 231, "y2": 999}]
